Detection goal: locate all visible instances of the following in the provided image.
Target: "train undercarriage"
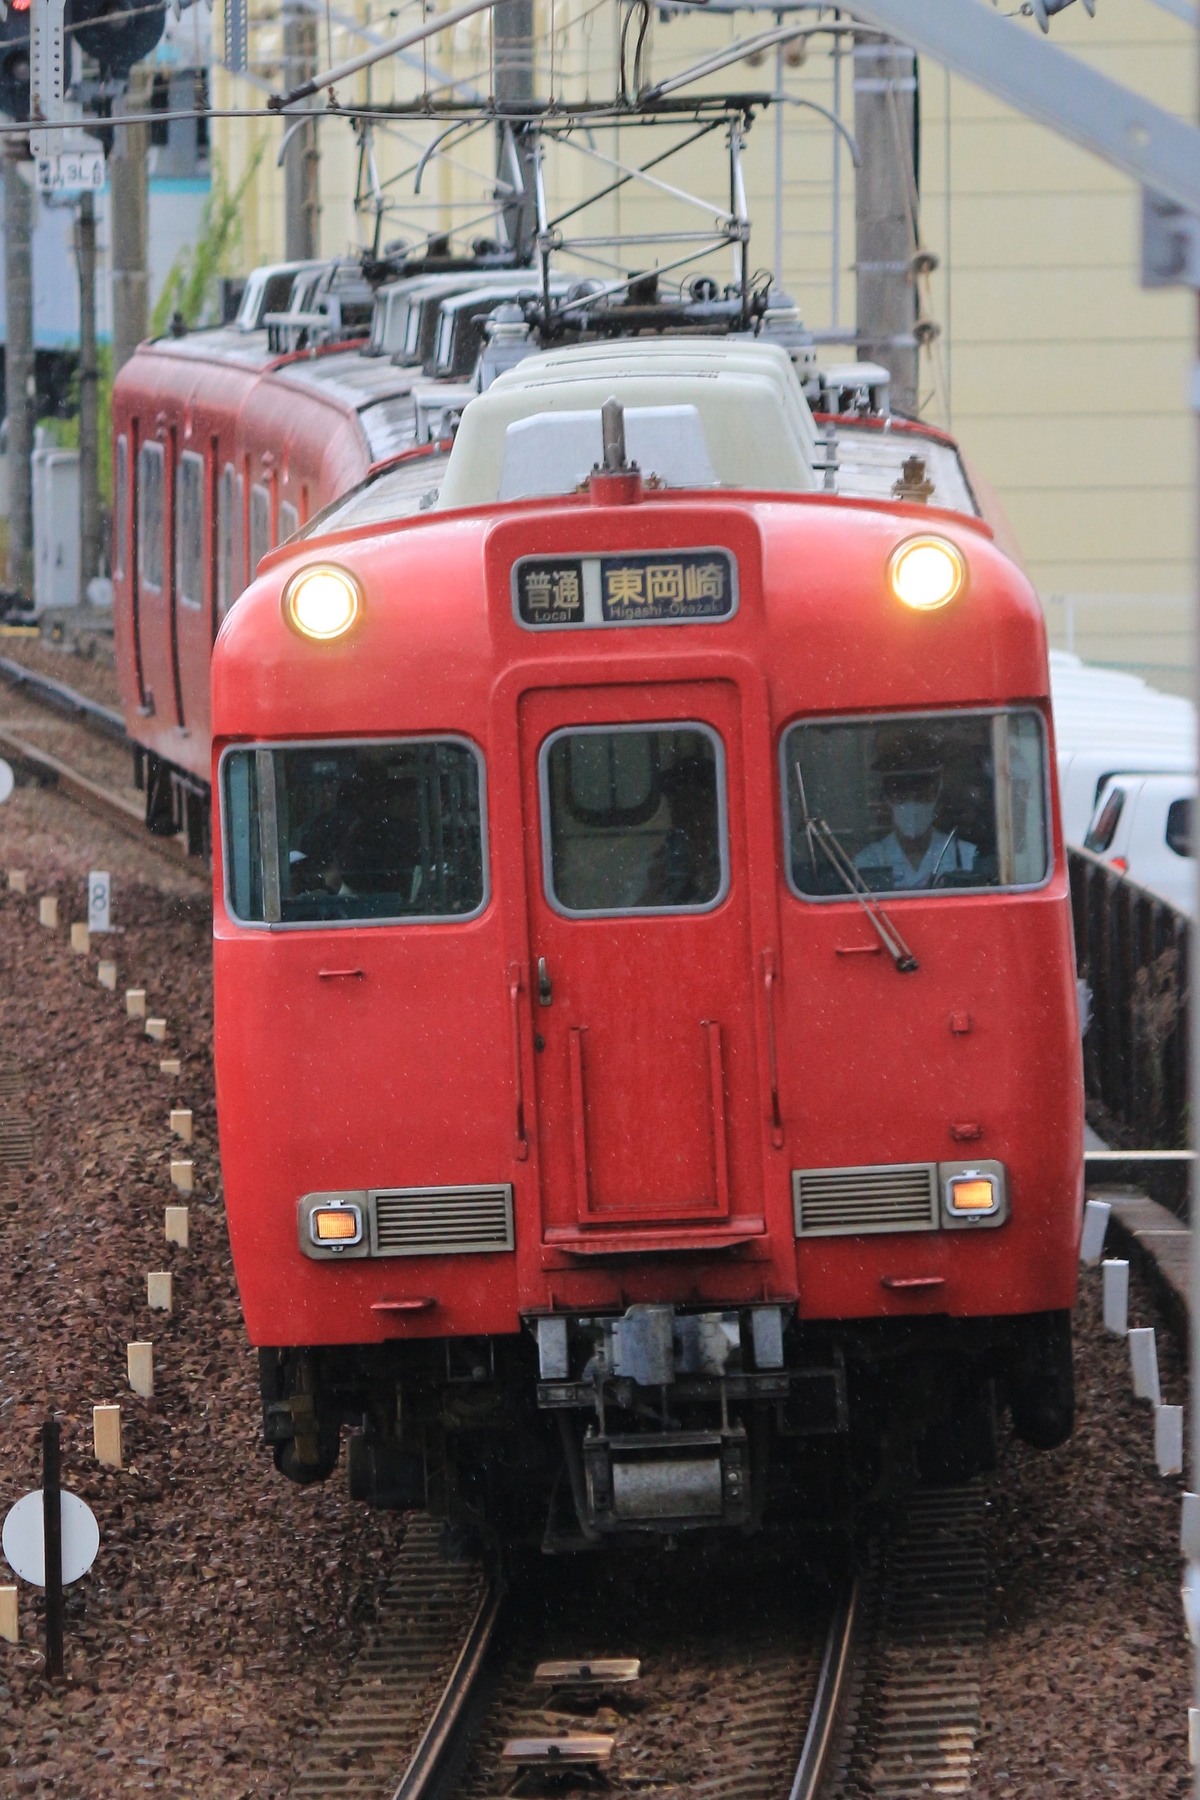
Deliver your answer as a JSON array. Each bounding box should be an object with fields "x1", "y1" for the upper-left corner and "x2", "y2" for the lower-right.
[
  {"x1": 134, "y1": 748, "x2": 211, "y2": 860},
  {"x1": 258, "y1": 1304, "x2": 1074, "y2": 1549}
]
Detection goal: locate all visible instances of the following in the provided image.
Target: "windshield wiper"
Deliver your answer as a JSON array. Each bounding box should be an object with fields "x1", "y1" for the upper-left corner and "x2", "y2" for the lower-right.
[
  {"x1": 794, "y1": 764, "x2": 919, "y2": 974},
  {"x1": 929, "y1": 828, "x2": 958, "y2": 886}
]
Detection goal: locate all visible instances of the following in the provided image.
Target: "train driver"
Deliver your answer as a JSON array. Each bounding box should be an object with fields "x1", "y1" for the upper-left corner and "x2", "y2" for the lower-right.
[{"x1": 855, "y1": 729, "x2": 978, "y2": 890}]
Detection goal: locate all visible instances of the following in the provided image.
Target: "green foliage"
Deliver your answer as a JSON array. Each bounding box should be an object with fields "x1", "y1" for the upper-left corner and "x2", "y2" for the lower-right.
[{"x1": 151, "y1": 145, "x2": 266, "y2": 336}]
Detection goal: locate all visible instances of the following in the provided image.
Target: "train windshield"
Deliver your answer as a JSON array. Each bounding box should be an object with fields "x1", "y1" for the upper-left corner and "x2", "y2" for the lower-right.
[
  {"x1": 783, "y1": 710, "x2": 1049, "y2": 897},
  {"x1": 222, "y1": 739, "x2": 486, "y2": 925},
  {"x1": 542, "y1": 725, "x2": 727, "y2": 915}
]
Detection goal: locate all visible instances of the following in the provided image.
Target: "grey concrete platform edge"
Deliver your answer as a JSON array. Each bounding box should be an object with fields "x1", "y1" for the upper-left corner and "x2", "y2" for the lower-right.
[{"x1": 1086, "y1": 1150, "x2": 1194, "y2": 1351}]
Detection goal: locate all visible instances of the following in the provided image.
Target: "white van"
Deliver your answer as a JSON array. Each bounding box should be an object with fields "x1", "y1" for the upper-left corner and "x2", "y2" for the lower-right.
[
  {"x1": 1049, "y1": 650, "x2": 1196, "y2": 846},
  {"x1": 1083, "y1": 773, "x2": 1196, "y2": 915}
]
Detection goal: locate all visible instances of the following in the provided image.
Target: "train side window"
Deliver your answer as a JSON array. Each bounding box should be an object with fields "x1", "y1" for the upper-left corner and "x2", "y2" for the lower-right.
[
  {"x1": 1084, "y1": 788, "x2": 1125, "y2": 853},
  {"x1": 114, "y1": 435, "x2": 128, "y2": 580},
  {"x1": 249, "y1": 483, "x2": 271, "y2": 575},
  {"x1": 783, "y1": 709, "x2": 1050, "y2": 898},
  {"x1": 1166, "y1": 798, "x2": 1193, "y2": 859},
  {"x1": 217, "y1": 464, "x2": 244, "y2": 617},
  {"x1": 280, "y1": 501, "x2": 299, "y2": 542},
  {"x1": 221, "y1": 738, "x2": 487, "y2": 926},
  {"x1": 137, "y1": 441, "x2": 165, "y2": 592},
  {"x1": 541, "y1": 725, "x2": 727, "y2": 916},
  {"x1": 176, "y1": 451, "x2": 205, "y2": 609}
]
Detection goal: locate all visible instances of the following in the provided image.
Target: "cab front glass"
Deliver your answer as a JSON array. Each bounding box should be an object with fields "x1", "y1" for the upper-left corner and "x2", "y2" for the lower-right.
[
  {"x1": 221, "y1": 738, "x2": 487, "y2": 926},
  {"x1": 782, "y1": 709, "x2": 1049, "y2": 898}
]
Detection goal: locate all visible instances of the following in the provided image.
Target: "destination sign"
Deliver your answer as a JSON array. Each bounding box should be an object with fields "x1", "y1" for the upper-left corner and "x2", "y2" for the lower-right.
[{"x1": 514, "y1": 549, "x2": 737, "y2": 629}]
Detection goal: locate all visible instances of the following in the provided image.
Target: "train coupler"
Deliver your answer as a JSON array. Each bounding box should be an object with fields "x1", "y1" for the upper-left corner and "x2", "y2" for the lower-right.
[{"x1": 582, "y1": 1426, "x2": 752, "y2": 1534}]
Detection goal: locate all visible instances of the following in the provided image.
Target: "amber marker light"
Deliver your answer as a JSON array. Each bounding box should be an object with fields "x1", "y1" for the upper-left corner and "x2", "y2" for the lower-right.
[
  {"x1": 887, "y1": 536, "x2": 966, "y2": 611},
  {"x1": 311, "y1": 1204, "x2": 363, "y2": 1246},
  {"x1": 946, "y1": 1175, "x2": 996, "y2": 1215},
  {"x1": 283, "y1": 565, "x2": 362, "y2": 641}
]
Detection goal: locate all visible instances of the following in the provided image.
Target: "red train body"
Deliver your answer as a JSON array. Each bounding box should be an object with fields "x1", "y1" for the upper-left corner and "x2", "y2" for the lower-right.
[
  {"x1": 201, "y1": 337, "x2": 1083, "y2": 1542},
  {"x1": 110, "y1": 268, "x2": 1083, "y2": 1541},
  {"x1": 110, "y1": 294, "x2": 447, "y2": 849}
]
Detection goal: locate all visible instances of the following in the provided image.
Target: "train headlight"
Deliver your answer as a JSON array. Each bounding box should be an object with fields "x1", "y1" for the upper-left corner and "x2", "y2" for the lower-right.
[
  {"x1": 284, "y1": 565, "x2": 362, "y2": 641},
  {"x1": 310, "y1": 1202, "x2": 363, "y2": 1248},
  {"x1": 888, "y1": 536, "x2": 965, "y2": 611}
]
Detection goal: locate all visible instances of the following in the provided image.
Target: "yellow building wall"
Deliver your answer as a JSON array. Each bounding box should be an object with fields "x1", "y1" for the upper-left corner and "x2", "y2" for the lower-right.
[{"x1": 210, "y1": 0, "x2": 1196, "y2": 686}]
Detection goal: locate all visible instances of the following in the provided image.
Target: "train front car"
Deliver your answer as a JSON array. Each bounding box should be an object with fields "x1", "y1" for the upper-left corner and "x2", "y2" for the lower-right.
[{"x1": 211, "y1": 340, "x2": 1083, "y2": 1548}]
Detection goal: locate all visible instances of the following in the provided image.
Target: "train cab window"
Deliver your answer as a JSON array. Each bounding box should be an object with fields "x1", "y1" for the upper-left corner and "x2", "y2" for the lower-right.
[
  {"x1": 542, "y1": 725, "x2": 727, "y2": 916},
  {"x1": 783, "y1": 710, "x2": 1049, "y2": 897},
  {"x1": 137, "y1": 442, "x2": 165, "y2": 591},
  {"x1": 114, "y1": 435, "x2": 128, "y2": 580},
  {"x1": 218, "y1": 463, "x2": 244, "y2": 617},
  {"x1": 1084, "y1": 787, "x2": 1125, "y2": 853},
  {"x1": 176, "y1": 451, "x2": 205, "y2": 609},
  {"x1": 249, "y1": 483, "x2": 272, "y2": 575},
  {"x1": 280, "y1": 501, "x2": 300, "y2": 542},
  {"x1": 221, "y1": 739, "x2": 487, "y2": 926},
  {"x1": 1167, "y1": 798, "x2": 1193, "y2": 859}
]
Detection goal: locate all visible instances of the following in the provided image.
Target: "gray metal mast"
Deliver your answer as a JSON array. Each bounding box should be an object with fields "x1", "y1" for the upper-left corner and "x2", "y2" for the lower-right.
[
  {"x1": 75, "y1": 190, "x2": 99, "y2": 595},
  {"x1": 494, "y1": 0, "x2": 537, "y2": 260},
  {"x1": 109, "y1": 70, "x2": 149, "y2": 376},
  {"x1": 853, "y1": 33, "x2": 917, "y2": 412},
  {"x1": 283, "y1": 3, "x2": 319, "y2": 260},
  {"x1": 4, "y1": 144, "x2": 33, "y2": 594}
]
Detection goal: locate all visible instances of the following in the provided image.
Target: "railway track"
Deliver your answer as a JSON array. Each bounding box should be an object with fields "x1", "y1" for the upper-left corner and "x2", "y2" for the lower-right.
[
  {"x1": 290, "y1": 1484, "x2": 985, "y2": 1800},
  {"x1": 0, "y1": 652, "x2": 198, "y2": 870}
]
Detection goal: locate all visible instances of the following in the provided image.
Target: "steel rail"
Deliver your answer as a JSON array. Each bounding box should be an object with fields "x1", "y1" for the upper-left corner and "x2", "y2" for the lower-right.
[
  {"x1": 788, "y1": 1577, "x2": 860, "y2": 1800},
  {"x1": 0, "y1": 656, "x2": 127, "y2": 739},
  {"x1": 389, "y1": 1576, "x2": 505, "y2": 1800},
  {"x1": 0, "y1": 723, "x2": 200, "y2": 874}
]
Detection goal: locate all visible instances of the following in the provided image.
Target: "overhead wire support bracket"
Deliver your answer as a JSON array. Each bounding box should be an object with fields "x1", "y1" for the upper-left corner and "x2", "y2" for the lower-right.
[
  {"x1": 843, "y1": 0, "x2": 1200, "y2": 222},
  {"x1": 269, "y1": 0, "x2": 504, "y2": 111}
]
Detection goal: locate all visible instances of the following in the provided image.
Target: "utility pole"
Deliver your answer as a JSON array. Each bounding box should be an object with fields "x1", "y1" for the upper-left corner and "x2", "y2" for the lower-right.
[
  {"x1": 283, "y1": 3, "x2": 319, "y2": 259},
  {"x1": 493, "y1": 0, "x2": 536, "y2": 261},
  {"x1": 853, "y1": 34, "x2": 918, "y2": 413},
  {"x1": 109, "y1": 69, "x2": 148, "y2": 377},
  {"x1": 4, "y1": 142, "x2": 34, "y2": 594},
  {"x1": 75, "y1": 190, "x2": 99, "y2": 594}
]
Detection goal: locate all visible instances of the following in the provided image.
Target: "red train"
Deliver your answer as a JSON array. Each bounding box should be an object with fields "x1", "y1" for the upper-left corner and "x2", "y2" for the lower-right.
[
  {"x1": 189, "y1": 305, "x2": 1083, "y2": 1545},
  {"x1": 110, "y1": 253, "x2": 533, "y2": 853}
]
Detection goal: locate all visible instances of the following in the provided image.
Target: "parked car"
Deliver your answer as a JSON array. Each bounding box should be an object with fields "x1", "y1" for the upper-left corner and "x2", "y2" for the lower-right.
[
  {"x1": 1050, "y1": 650, "x2": 1195, "y2": 846},
  {"x1": 1083, "y1": 773, "x2": 1196, "y2": 915}
]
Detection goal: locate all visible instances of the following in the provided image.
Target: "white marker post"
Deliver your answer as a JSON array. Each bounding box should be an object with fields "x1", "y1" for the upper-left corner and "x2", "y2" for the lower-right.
[
  {"x1": 1130, "y1": 1328, "x2": 1162, "y2": 1405},
  {"x1": 1102, "y1": 1259, "x2": 1129, "y2": 1336},
  {"x1": 146, "y1": 1272, "x2": 173, "y2": 1314},
  {"x1": 1183, "y1": 1493, "x2": 1200, "y2": 1561},
  {"x1": 1080, "y1": 1198, "x2": 1111, "y2": 1265},
  {"x1": 126, "y1": 1344, "x2": 153, "y2": 1398},
  {"x1": 87, "y1": 872, "x2": 110, "y2": 934},
  {"x1": 1157, "y1": 1404, "x2": 1185, "y2": 1476}
]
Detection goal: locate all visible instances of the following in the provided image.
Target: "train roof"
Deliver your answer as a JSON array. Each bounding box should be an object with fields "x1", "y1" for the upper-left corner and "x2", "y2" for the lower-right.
[{"x1": 436, "y1": 338, "x2": 821, "y2": 508}]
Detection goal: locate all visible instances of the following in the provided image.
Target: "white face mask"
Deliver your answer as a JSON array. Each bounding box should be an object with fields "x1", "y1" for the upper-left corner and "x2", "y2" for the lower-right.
[{"x1": 892, "y1": 799, "x2": 936, "y2": 839}]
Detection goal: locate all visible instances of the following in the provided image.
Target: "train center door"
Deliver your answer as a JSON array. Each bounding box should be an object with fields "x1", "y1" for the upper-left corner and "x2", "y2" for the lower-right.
[{"x1": 520, "y1": 681, "x2": 763, "y2": 1241}]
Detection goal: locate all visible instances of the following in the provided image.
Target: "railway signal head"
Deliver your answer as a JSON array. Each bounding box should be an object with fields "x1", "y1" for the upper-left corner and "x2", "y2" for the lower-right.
[
  {"x1": 0, "y1": 4, "x2": 31, "y2": 124},
  {"x1": 68, "y1": 0, "x2": 168, "y2": 81}
]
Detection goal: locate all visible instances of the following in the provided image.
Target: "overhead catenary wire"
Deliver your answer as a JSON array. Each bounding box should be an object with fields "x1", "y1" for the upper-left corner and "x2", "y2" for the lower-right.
[{"x1": 268, "y1": 0, "x2": 504, "y2": 108}]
